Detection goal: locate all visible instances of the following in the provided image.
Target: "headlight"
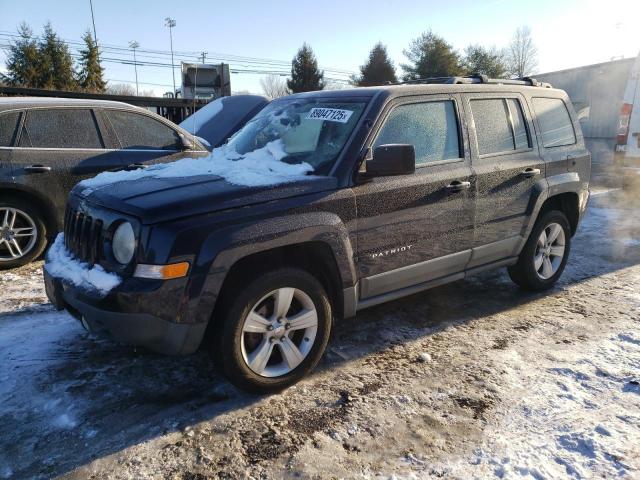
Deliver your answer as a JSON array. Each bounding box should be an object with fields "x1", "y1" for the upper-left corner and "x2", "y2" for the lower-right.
[{"x1": 112, "y1": 222, "x2": 136, "y2": 265}]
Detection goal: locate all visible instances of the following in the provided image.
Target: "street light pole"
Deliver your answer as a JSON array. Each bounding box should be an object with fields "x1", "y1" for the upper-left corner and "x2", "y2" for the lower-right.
[
  {"x1": 88, "y1": 0, "x2": 98, "y2": 46},
  {"x1": 164, "y1": 17, "x2": 177, "y2": 96},
  {"x1": 129, "y1": 41, "x2": 140, "y2": 96}
]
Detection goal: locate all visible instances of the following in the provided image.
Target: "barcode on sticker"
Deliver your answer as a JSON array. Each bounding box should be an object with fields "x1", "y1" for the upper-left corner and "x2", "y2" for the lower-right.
[{"x1": 306, "y1": 108, "x2": 353, "y2": 123}]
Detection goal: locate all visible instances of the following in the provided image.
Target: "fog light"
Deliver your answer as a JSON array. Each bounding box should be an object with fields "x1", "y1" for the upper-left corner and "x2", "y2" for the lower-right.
[{"x1": 134, "y1": 262, "x2": 190, "y2": 280}]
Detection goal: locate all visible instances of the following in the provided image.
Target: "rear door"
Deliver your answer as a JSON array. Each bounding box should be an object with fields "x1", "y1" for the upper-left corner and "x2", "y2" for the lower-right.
[
  {"x1": 0, "y1": 110, "x2": 22, "y2": 183},
  {"x1": 10, "y1": 108, "x2": 124, "y2": 224},
  {"x1": 101, "y1": 109, "x2": 186, "y2": 168},
  {"x1": 354, "y1": 95, "x2": 476, "y2": 299},
  {"x1": 464, "y1": 93, "x2": 543, "y2": 267}
]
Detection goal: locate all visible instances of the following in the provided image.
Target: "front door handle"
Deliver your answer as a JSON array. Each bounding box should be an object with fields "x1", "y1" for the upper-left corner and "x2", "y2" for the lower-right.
[
  {"x1": 24, "y1": 165, "x2": 52, "y2": 173},
  {"x1": 446, "y1": 180, "x2": 471, "y2": 192},
  {"x1": 520, "y1": 167, "x2": 541, "y2": 178}
]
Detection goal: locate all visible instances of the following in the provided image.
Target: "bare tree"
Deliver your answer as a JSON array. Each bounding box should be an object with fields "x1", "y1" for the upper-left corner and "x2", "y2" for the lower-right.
[
  {"x1": 260, "y1": 74, "x2": 289, "y2": 99},
  {"x1": 105, "y1": 82, "x2": 136, "y2": 96},
  {"x1": 506, "y1": 26, "x2": 538, "y2": 78}
]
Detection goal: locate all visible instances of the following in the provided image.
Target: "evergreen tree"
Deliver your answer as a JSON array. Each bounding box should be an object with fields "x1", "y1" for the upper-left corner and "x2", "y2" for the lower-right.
[
  {"x1": 77, "y1": 30, "x2": 105, "y2": 92},
  {"x1": 38, "y1": 22, "x2": 77, "y2": 90},
  {"x1": 401, "y1": 31, "x2": 463, "y2": 81},
  {"x1": 356, "y1": 43, "x2": 397, "y2": 86},
  {"x1": 462, "y1": 45, "x2": 508, "y2": 78},
  {"x1": 2, "y1": 23, "x2": 41, "y2": 87},
  {"x1": 287, "y1": 43, "x2": 324, "y2": 93}
]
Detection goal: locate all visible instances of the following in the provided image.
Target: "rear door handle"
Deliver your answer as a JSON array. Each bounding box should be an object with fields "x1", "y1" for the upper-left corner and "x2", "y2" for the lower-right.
[
  {"x1": 24, "y1": 165, "x2": 52, "y2": 173},
  {"x1": 520, "y1": 167, "x2": 541, "y2": 178},
  {"x1": 446, "y1": 180, "x2": 471, "y2": 192}
]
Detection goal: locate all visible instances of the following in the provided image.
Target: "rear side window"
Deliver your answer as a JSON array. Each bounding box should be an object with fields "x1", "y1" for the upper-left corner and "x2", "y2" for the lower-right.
[
  {"x1": 532, "y1": 97, "x2": 576, "y2": 148},
  {"x1": 508, "y1": 99, "x2": 530, "y2": 150},
  {"x1": 470, "y1": 98, "x2": 532, "y2": 155},
  {"x1": 20, "y1": 109, "x2": 102, "y2": 148},
  {"x1": 374, "y1": 101, "x2": 460, "y2": 165},
  {"x1": 106, "y1": 110, "x2": 180, "y2": 150},
  {"x1": 0, "y1": 112, "x2": 21, "y2": 147}
]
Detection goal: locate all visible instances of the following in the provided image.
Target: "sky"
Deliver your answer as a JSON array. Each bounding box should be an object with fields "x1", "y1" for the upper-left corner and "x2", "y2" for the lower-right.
[{"x1": 1, "y1": 0, "x2": 639, "y2": 96}]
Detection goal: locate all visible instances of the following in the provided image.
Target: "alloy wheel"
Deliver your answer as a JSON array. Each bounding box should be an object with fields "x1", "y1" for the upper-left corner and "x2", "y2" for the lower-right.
[
  {"x1": 534, "y1": 222, "x2": 565, "y2": 280},
  {"x1": 241, "y1": 287, "x2": 318, "y2": 378},
  {"x1": 0, "y1": 207, "x2": 38, "y2": 262}
]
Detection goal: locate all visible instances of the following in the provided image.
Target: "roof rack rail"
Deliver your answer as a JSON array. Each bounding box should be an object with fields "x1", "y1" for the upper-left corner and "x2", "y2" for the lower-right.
[{"x1": 395, "y1": 74, "x2": 552, "y2": 88}]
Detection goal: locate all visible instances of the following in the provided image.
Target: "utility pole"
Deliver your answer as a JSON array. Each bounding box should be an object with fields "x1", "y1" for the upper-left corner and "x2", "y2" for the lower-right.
[
  {"x1": 164, "y1": 17, "x2": 177, "y2": 96},
  {"x1": 200, "y1": 51, "x2": 207, "y2": 64},
  {"x1": 129, "y1": 41, "x2": 140, "y2": 96},
  {"x1": 88, "y1": 0, "x2": 98, "y2": 46}
]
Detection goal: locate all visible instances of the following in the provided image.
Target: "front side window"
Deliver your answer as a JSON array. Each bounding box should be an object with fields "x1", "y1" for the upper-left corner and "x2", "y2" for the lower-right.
[
  {"x1": 532, "y1": 97, "x2": 576, "y2": 148},
  {"x1": 20, "y1": 109, "x2": 102, "y2": 148},
  {"x1": 106, "y1": 110, "x2": 181, "y2": 150},
  {"x1": 227, "y1": 98, "x2": 367, "y2": 174},
  {"x1": 373, "y1": 101, "x2": 460, "y2": 165},
  {"x1": 0, "y1": 111, "x2": 21, "y2": 147}
]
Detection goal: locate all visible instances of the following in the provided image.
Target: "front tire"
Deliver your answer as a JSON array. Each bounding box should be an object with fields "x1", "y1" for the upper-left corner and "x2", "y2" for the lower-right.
[
  {"x1": 508, "y1": 210, "x2": 571, "y2": 291},
  {"x1": 0, "y1": 198, "x2": 47, "y2": 270},
  {"x1": 218, "y1": 268, "x2": 332, "y2": 394}
]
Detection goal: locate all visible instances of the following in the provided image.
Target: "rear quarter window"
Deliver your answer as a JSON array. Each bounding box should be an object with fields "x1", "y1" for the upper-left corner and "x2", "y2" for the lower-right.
[
  {"x1": 0, "y1": 112, "x2": 22, "y2": 147},
  {"x1": 532, "y1": 97, "x2": 576, "y2": 148}
]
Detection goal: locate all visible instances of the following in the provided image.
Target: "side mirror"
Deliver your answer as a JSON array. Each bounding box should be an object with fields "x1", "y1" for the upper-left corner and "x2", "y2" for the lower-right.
[
  {"x1": 362, "y1": 144, "x2": 415, "y2": 178},
  {"x1": 178, "y1": 133, "x2": 196, "y2": 150}
]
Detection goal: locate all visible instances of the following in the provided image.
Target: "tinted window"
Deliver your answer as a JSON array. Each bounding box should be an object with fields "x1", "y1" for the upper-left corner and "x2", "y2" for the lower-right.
[
  {"x1": 22, "y1": 109, "x2": 102, "y2": 148},
  {"x1": 471, "y1": 99, "x2": 514, "y2": 155},
  {"x1": 0, "y1": 112, "x2": 21, "y2": 147},
  {"x1": 374, "y1": 101, "x2": 460, "y2": 165},
  {"x1": 508, "y1": 99, "x2": 530, "y2": 150},
  {"x1": 106, "y1": 110, "x2": 180, "y2": 150},
  {"x1": 532, "y1": 97, "x2": 576, "y2": 147}
]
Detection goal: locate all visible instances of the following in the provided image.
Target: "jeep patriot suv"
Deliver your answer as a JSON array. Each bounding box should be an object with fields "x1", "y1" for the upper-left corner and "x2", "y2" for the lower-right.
[{"x1": 44, "y1": 76, "x2": 591, "y2": 392}]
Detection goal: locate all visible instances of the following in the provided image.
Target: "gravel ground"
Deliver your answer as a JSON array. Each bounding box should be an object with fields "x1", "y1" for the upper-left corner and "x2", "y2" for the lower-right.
[{"x1": 0, "y1": 189, "x2": 639, "y2": 479}]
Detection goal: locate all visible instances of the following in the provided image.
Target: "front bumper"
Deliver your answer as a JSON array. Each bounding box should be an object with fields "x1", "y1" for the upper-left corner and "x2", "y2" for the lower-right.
[{"x1": 44, "y1": 267, "x2": 207, "y2": 355}]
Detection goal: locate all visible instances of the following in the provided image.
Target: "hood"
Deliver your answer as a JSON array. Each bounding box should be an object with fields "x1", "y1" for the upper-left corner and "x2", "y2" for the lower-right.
[
  {"x1": 74, "y1": 174, "x2": 338, "y2": 225},
  {"x1": 179, "y1": 95, "x2": 269, "y2": 148}
]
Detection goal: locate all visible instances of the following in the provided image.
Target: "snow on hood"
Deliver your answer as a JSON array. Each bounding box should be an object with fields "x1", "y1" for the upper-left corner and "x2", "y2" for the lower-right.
[
  {"x1": 78, "y1": 140, "x2": 313, "y2": 196},
  {"x1": 45, "y1": 234, "x2": 122, "y2": 295}
]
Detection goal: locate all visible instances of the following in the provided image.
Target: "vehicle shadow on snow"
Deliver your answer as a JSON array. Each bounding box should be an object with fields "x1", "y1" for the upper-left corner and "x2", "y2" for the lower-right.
[{"x1": 6, "y1": 191, "x2": 640, "y2": 479}]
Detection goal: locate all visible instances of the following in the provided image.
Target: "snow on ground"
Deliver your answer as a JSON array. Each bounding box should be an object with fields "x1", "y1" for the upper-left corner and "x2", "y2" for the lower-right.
[
  {"x1": 0, "y1": 190, "x2": 639, "y2": 479},
  {"x1": 45, "y1": 234, "x2": 121, "y2": 295}
]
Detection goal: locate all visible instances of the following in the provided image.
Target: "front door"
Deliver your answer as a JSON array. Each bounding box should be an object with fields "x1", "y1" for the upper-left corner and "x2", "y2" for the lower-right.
[
  {"x1": 464, "y1": 94, "x2": 544, "y2": 268},
  {"x1": 354, "y1": 95, "x2": 476, "y2": 300}
]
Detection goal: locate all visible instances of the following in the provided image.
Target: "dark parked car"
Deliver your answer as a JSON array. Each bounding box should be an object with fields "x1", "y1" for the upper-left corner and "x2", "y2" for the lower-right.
[
  {"x1": 0, "y1": 97, "x2": 211, "y2": 269},
  {"x1": 44, "y1": 77, "x2": 591, "y2": 393}
]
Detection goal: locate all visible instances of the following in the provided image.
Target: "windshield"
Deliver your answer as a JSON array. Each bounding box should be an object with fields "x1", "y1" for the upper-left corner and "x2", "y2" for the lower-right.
[{"x1": 226, "y1": 98, "x2": 367, "y2": 175}]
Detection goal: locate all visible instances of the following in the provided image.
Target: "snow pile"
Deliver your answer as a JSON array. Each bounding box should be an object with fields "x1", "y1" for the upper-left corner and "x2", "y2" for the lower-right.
[
  {"x1": 78, "y1": 140, "x2": 313, "y2": 195},
  {"x1": 45, "y1": 234, "x2": 121, "y2": 295}
]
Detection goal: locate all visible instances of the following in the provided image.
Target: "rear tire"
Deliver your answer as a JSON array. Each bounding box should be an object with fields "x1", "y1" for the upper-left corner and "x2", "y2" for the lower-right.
[
  {"x1": 508, "y1": 210, "x2": 571, "y2": 291},
  {"x1": 217, "y1": 268, "x2": 332, "y2": 394},
  {"x1": 0, "y1": 197, "x2": 47, "y2": 270}
]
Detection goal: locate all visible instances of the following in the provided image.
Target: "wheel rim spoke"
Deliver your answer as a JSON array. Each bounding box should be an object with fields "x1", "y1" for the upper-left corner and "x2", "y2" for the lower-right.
[
  {"x1": 534, "y1": 253, "x2": 544, "y2": 270},
  {"x1": 2, "y1": 209, "x2": 9, "y2": 228},
  {"x1": 12, "y1": 227, "x2": 35, "y2": 238},
  {"x1": 273, "y1": 288, "x2": 294, "y2": 318},
  {"x1": 243, "y1": 312, "x2": 271, "y2": 333},
  {"x1": 547, "y1": 224, "x2": 561, "y2": 243},
  {"x1": 247, "y1": 339, "x2": 274, "y2": 375},
  {"x1": 541, "y1": 257, "x2": 553, "y2": 278},
  {"x1": 538, "y1": 230, "x2": 547, "y2": 247},
  {"x1": 287, "y1": 309, "x2": 317, "y2": 331},
  {"x1": 279, "y1": 337, "x2": 305, "y2": 369},
  {"x1": 549, "y1": 246, "x2": 564, "y2": 257}
]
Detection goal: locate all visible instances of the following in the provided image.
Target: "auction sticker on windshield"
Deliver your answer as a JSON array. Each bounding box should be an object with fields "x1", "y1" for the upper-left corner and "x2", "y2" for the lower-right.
[{"x1": 307, "y1": 108, "x2": 353, "y2": 123}]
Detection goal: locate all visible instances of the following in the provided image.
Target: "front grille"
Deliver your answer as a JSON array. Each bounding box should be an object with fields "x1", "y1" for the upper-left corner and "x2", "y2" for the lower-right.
[{"x1": 64, "y1": 206, "x2": 104, "y2": 266}]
